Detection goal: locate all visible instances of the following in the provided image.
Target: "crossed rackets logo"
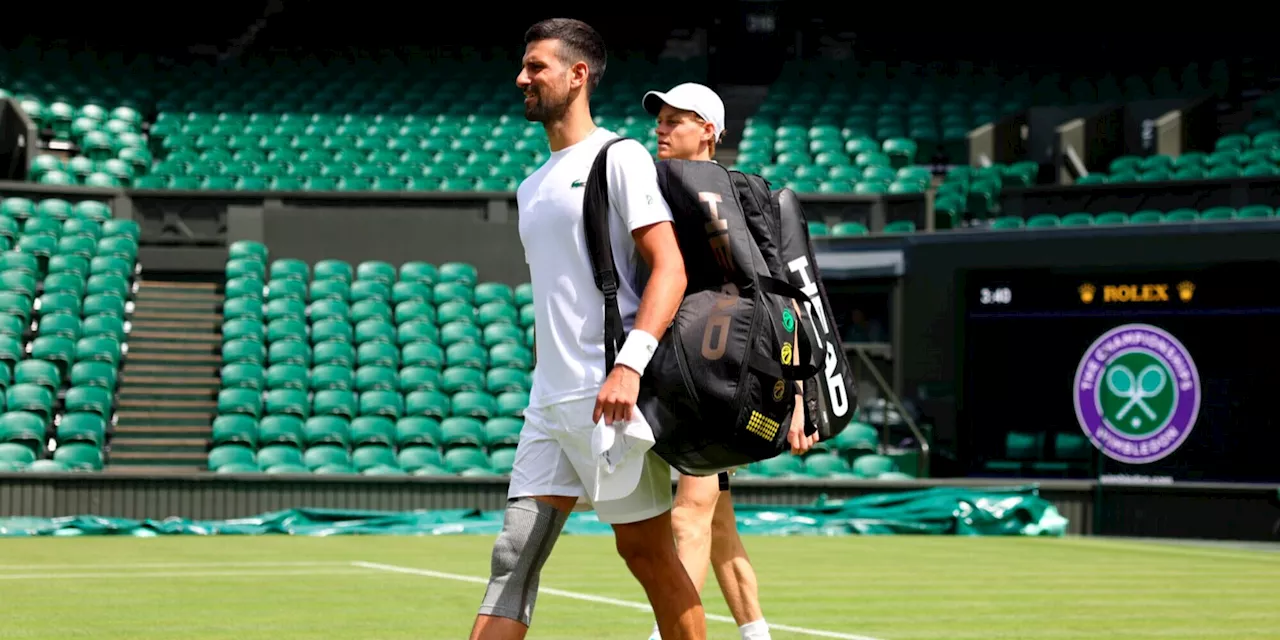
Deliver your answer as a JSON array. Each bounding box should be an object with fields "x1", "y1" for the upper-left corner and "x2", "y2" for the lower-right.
[
  {"x1": 1102, "y1": 357, "x2": 1173, "y2": 434},
  {"x1": 1073, "y1": 323, "x2": 1201, "y2": 465}
]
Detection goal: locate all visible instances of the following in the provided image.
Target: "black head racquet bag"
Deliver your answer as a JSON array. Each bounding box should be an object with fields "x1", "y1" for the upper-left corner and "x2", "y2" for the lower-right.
[
  {"x1": 582, "y1": 139, "x2": 821, "y2": 477},
  {"x1": 772, "y1": 187, "x2": 859, "y2": 440}
]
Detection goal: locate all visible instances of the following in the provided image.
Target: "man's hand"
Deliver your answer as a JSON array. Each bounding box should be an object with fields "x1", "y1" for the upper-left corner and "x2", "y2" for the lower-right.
[
  {"x1": 786, "y1": 394, "x2": 818, "y2": 454},
  {"x1": 594, "y1": 365, "x2": 641, "y2": 424}
]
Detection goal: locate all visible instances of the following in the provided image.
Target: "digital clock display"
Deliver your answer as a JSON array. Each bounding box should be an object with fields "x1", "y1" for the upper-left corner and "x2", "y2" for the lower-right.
[{"x1": 978, "y1": 287, "x2": 1012, "y2": 305}]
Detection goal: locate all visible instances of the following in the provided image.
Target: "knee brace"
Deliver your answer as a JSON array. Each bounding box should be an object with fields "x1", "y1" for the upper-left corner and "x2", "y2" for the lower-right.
[{"x1": 477, "y1": 497, "x2": 570, "y2": 626}]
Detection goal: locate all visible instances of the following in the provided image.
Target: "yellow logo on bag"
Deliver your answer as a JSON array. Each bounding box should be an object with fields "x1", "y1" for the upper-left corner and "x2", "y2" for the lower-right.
[
  {"x1": 780, "y1": 343, "x2": 792, "y2": 365},
  {"x1": 746, "y1": 411, "x2": 780, "y2": 441},
  {"x1": 772, "y1": 379, "x2": 786, "y2": 401}
]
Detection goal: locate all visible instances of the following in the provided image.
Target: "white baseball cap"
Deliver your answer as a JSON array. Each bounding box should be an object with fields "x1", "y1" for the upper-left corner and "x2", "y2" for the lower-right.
[{"x1": 643, "y1": 82, "x2": 726, "y2": 142}]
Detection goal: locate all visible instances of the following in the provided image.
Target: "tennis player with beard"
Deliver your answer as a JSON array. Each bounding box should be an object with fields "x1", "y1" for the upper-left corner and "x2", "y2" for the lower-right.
[{"x1": 467, "y1": 18, "x2": 706, "y2": 640}]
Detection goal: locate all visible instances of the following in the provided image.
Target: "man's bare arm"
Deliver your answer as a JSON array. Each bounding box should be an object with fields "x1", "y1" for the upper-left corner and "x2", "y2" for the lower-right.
[{"x1": 592, "y1": 220, "x2": 686, "y2": 423}]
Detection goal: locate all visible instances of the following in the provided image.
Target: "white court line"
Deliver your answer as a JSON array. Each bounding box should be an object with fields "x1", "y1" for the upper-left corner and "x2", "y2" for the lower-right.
[
  {"x1": 353, "y1": 561, "x2": 887, "y2": 640},
  {"x1": 0, "y1": 568, "x2": 368, "y2": 581},
  {"x1": 0, "y1": 561, "x2": 346, "y2": 571}
]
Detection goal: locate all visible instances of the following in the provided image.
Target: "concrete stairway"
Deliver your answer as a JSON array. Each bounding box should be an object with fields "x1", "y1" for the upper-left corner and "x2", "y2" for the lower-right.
[{"x1": 106, "y1": 281, "x2": 222, "y2": 474}]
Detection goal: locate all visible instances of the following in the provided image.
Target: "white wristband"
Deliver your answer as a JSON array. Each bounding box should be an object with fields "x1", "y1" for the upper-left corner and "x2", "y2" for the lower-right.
[{"x1": 615, "y1": 330, "x2": 659, "y2": 375}]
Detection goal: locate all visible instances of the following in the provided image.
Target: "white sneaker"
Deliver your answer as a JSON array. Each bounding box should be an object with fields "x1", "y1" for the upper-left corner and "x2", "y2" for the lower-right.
[{"x1": 648, "y1": 621, "x2": 662, "y2": 640}]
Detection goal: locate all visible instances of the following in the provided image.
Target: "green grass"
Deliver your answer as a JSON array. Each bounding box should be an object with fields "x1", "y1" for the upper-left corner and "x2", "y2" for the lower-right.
[{"x1": 1, "y1": 535, "x2": 1277, "y2": 639}]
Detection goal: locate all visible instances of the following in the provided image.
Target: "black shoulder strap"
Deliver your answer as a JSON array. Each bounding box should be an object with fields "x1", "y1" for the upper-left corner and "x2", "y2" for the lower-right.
[{"x1": 582, "y1": 137, "x2": 632, "y2": 373}]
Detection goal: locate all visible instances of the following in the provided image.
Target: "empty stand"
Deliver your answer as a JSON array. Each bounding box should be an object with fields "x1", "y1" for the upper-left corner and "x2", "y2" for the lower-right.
[
  {"x1": 981, "y1": 431, "x2": 1091, "y2": 478},
  {"x1": 0, "y1": 194, "x2": 139, "y2": 472},
  {"x1": 4, "y1": 47, "x2": 703, "y2": 192},
  {"x1": 1081, "y1": 108, "x2": 1280, "y2": 186},
  {"x1": 211, "y1": 242, "x2": 534, "y2": 475}
]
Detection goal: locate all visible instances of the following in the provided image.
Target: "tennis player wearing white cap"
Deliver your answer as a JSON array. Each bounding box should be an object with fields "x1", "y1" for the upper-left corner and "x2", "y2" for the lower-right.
[{"x1": 640, "y1": 82, "x2": 817, "y2": 640}]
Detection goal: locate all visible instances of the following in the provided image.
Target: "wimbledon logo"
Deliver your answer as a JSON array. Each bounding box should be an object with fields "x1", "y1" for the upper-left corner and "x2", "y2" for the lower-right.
[{"x1": 1072, "y1": 323, "x2": 1201, "y2": 464}]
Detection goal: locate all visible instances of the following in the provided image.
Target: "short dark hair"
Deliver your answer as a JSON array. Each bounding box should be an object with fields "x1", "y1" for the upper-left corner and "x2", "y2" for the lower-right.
[{"x1": 524, "y1": 18, "x2": 607, "y2": 94}]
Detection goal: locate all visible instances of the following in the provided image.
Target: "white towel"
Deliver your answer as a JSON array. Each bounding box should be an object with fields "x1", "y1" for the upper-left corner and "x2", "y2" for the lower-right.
[{"x1": 590, "y1": 410, "x2": 656, "y2": 502}]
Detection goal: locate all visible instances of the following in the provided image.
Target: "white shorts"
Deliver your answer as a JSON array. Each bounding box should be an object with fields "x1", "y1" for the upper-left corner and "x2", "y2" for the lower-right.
[{"x1": 508, "y1": 394, "x2": 673, "y2": 525}]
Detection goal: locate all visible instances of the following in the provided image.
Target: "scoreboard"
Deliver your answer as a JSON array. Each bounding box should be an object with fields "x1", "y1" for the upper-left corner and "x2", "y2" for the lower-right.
[{"x1": 959, "y1": 260, "x2": 1280, "y2": 484}]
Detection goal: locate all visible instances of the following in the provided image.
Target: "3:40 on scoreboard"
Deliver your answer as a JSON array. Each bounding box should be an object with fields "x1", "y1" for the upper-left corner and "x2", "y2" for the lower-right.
[{"x1": 978, "y1": 286, "x2": 1012, "y2": 305}]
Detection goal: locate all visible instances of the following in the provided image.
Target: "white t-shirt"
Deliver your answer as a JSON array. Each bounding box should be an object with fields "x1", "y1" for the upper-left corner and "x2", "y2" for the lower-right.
[{"x1": 517, "y1": 128, "x2": 674, "y2": 409}]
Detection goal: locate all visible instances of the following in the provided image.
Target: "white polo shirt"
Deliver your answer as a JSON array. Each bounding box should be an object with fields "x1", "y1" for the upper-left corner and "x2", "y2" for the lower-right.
[{"x1": 517, "y1": 128, "x2": 673, "y2": 410}]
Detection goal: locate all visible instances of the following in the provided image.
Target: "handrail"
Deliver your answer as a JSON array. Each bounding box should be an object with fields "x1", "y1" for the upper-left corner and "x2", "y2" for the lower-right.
[
  {"x1": 1064, "y1": 143, "x2": 1089, "y2": 180},
  {"x1": 848, "y1": 343, "x2": 930, "y2": 477}
]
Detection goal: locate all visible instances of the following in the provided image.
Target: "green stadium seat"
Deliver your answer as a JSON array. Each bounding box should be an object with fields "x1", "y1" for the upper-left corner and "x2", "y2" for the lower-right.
[
  {"x1": 1026, "y1": 214, "x2": 1060, "y2": 228},
  {"x1": 1238, "y1": 204, "x2": 1275, "y2": 219},
  {"x1": 1095, "y1": 211, "x2": 1129, "y2": 225},
  {"x1": 1061, "y1": 212, "x2": 1094, "y2": 226},
  {"x1": 212, "y1": 414, "x2": 259, "y2": 447},
  {"x1": 852, "y1": 454, "x2": 898, "y2": 478},
  {"x1": 208, "y1": 444, "x2": 256, "y2": 471},
  {"x1": 304, "y1": 444, "x2": 353, "y2": 471},
  {"x1": 302, "y1": 415, "x2": 350, "y2": 448},
  {"x1": 443, "y1": 446, "x2": 490, "y2": 473},
  {"x1": 803, "y1": 452, "x2": 853, "y2": 477},
  {"x1": 57, "y1": 413, "x2": 107, "y2": 447},
  {"x1": 259, "y1": 415, "x2": 305, "y2": 447},
  {"x1": 351, "y1": 444, "x2": 396, "y2": 471},
  {"x1": 257, "y1": 444, "x2": 305, "y2": 471}
]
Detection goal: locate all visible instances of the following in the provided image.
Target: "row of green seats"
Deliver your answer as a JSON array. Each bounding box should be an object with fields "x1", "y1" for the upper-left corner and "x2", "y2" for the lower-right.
[
  {"x1": 223, "y1": 289, "x2": 532, "y2": 330},
  {"x1": 226, "y1": 243, "x2": 479, "y2": 285},
  {"x1": 152, "y1": 154, "x2": 535, "y2": 178},
  {"x1": 159, "y1": 143, "x2": 544, "y2": 168},
  {"x1": 0, "y1": 440, "x2": 103, "y2": 471},
  {"x1": 213, "y1": 412, "x2": 520, "y2": 453},
  {"x1": 208, "y1": 441, "x2": 513, "y2": 476},
  {"x1": 153, "y1": 115, "x2": 544, "y2": 141},
  {"x1": 222, "y1": 359, "x2": 531, "y2": 398},
  {"x1": 217, "y1": 385, "x2": 522, "y2": 424},
  {"x1": 935, "y1": 163, "x2": 1040, "y2": 220},
  {"x1": 1077, "y1": 114, "x2": 1280, "y2": 187},
  {"x1": 990, "y1": 206, "x2": 1276, "y2": 229},
  {"x1": 142, "y1": 175, "x2": 516, "y2": 192},
  {"x1": 734, "y1": 164, "x2": 933, "y2": 196},
  {"x1": 740, "y1": 452, "x2": 907, "y2": 480},
  {"x1": 808, "y1": 220, "x2": 917, "y2": 237},
  {"x1": 220, "y1": 313, "x2": 533, "y2": 369},
  {"x1": 983, "y1": 431, "x2": 1090, "y2": 477},
  {"x1": 740, "y1": 131, "x2": 920, "y2": 171},
  {"x1": 227, "y1": 257, "x2": 527, "y2": 305},
  {"x1": 15, "y1": 101, "x2": 143, "y2": 146},
  {"x1": 0, "y1": 197, "x2": 113, "y2": 223},
  {"x1": 772, "y1": 58, "x2": 1224, "y2": 106}
]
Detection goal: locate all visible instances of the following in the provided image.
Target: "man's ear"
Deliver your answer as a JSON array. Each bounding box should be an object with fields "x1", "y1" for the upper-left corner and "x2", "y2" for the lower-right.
[{"x1": 569, "y1": 61, "x2": 590, "y2": 90}]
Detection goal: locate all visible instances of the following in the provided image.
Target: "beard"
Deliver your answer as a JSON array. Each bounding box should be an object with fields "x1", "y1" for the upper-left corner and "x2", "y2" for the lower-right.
[{"x1": 523, "y1": 87, "x2": 572, "y2": 123}]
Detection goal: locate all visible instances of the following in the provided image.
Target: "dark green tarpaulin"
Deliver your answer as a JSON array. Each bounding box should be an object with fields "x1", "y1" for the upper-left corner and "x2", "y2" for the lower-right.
[{"x1": 0, "y1": 485, "x2": 1067, "y2": 538}]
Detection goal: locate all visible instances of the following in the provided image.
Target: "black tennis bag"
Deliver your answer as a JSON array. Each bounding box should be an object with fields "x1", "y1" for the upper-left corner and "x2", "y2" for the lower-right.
[
  {"x1": 583, "y1": 139, "x2": 822, "y2": 477},
  {"x1": 772, "y1": 188, "x2": 859, "y2": 441},
  {"x1": 726, "y1": 173, "x2": 859, "y2": 442}
]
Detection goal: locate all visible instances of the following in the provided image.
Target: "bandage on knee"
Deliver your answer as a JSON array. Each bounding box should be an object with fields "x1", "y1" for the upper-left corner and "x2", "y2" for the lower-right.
[{"x1": 477, "y1": 497, "x2": 570, "y2": 626}]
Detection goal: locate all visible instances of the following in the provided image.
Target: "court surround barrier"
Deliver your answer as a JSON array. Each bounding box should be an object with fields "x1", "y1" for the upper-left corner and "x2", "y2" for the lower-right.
[{"x1": 0, "y1": 485, "x2": 1068, "y2": 537}]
